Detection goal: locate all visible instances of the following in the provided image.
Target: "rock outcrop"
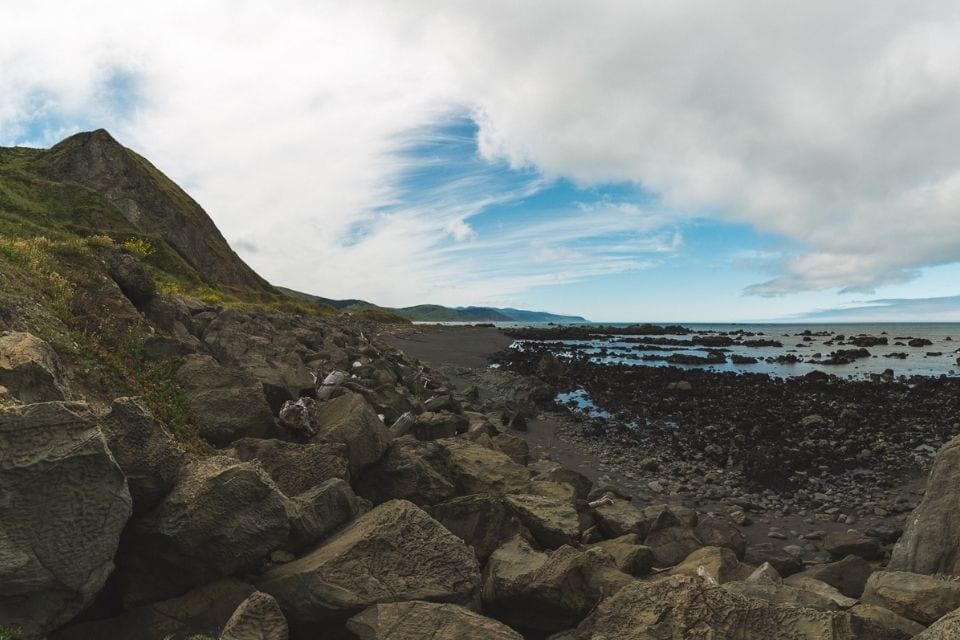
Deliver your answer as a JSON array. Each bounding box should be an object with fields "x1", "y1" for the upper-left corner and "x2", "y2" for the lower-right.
[
  {"x1": 0, "y1": 332, "x2": 67, "y2": 403},
  {"x1": 0, "y1": 402, "x2": 132, "y2": 634}
]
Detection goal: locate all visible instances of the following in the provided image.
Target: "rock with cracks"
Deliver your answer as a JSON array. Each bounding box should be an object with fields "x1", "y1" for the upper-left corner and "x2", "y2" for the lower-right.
[
  {"x1": 347, "y1": 601, "x2": 523, "y2": 640},
  {"x1": 552, "y1": 575, "x2": 893, "y2": 640},
  {"x1": 890, "y1": 433, "x2": 960, "y2": 575},
  {"x1": 118, "y1": 456, "x2": 289, "y2": 606},
  {"x1": 0, "y1": 402, "x2": 132, "y2": 635},
  {"x1": 259, "y1": 499, "x2": 480, "y2": 633},
  {"x1": 220, "y1": 591, "x2": 289, "y2": 640}
]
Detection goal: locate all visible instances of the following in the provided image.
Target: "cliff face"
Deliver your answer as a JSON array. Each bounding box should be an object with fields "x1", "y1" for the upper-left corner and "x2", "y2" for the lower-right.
[{"x1": 42, "y1": 129, "x2": 271, "y2": 292}]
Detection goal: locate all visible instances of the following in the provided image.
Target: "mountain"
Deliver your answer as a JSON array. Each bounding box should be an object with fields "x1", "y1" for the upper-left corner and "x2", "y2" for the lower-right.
[
  {"x1": 41, "y1": 129, "x2": 271, "y2": 292},
  {"x1": 277, "y1": 287, "x2": 586, "y2": 323}
]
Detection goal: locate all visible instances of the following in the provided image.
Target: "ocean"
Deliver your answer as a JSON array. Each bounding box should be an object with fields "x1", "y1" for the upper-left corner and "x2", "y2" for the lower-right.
[{"x1": 487, "y1": 322, "x2": 960, "y2": 379}]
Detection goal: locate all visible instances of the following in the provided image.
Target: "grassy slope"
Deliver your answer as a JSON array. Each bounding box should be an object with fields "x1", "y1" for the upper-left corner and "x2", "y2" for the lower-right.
[{"x1": 0, "y1": 143, "x2": 346, "y2": 449}]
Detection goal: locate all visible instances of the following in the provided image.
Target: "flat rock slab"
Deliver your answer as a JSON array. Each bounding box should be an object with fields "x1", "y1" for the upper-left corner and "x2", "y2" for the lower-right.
[
  {"x1": 347, "y1": 601, "x2": 522, "y2": 640},
  {"x1": 260, "y1": 499, "x2": 480, "y2": 630},
  {"x1": 0, "y1": 402, "x2": 132, "y2": 634}
]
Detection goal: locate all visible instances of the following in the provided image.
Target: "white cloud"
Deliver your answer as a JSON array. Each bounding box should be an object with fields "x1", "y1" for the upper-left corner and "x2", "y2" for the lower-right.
[{"x1": 3, "y1": 1, "x2": 960, "y2": 307}]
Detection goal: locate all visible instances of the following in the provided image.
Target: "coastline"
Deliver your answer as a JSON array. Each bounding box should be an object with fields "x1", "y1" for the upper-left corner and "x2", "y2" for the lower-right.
[{"x1": 382, "y1": 323, "x2": 928, "y2": 559}]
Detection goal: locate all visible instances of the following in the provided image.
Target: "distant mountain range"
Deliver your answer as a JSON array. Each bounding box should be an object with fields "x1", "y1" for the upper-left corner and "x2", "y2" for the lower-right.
[{"x1": 277, "y1": 287, "x2": 587, "y2": 323}]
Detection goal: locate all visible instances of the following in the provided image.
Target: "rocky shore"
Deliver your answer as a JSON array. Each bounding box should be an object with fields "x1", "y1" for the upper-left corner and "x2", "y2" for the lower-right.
[{"x1": 6, "y1": 290, "x2": 960, "y2": 638}]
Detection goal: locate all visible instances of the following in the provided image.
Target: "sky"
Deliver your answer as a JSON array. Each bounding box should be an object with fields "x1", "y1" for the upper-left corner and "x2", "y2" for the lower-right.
[{"x1": 3, "y1": 1, "x2": 960, "y2": 322}]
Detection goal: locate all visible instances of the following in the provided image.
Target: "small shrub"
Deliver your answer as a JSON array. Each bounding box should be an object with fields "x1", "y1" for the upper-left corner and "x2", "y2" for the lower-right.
[
  {"x1": 122, "y1": 236, "x2": 155, "y2": 258},
  {"x1": 0, "y1": 624, "x2": 23, "y2": 640},
  {"x1": 86, "y1": 234, "x2": 116, "y2": 248}
]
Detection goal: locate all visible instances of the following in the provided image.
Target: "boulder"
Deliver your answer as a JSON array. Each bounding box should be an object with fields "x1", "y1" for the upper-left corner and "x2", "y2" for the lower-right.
[
  {"x1": 746, "y1": 562, "x2": 783, "y2": 584},
  {"x1": 285, "y1": 478, "x2": 370, "y2": 551},
  {"x1": 890, "y1": 433, "x2": 960, "y2": 574},
  {"x1": 201, "y1": 310, "x2": 316, "y2": 411},
  {"x1": 346, "y1": 382, "x2": 417, "y2": 425},
  {"x1": 106, "y1": 250, "x2": 156, "y2": 305},
  {"x1": 347, "y1": 601, "x2": 523, "y2": 640},
  {"x1": 428, "y1": 494, "x2": 527, "y2": 562},
  {"x1": 118, "y1": 456, "x2": 289, "y2": 606},
  {"x1": 482, "y1": 537, "x2": 634, "y2": 633},
  {"x1": 303, "y1": 393, "x2": 392, "y2": 474},
  {"x1": 529, "y1": 479, "x2": 578, "y2": 505},
  {"x1": 533, "y1": 465, "x2": 593, "y2": 501},
  {"x1": 0, "y1": 332, "x2": 66, "y2": 403},
  {"x1": 644, "y1": 509, "x2": 703, "y2": 567},
  {"x1": 176, "y1": 354, "x2": 277, "y2": 446},
  {"x1": 783, "y1": 574, "x2": 859, "y2": 609},
  {"x1": 411, "y1": 411, "x2": 468, "y2": 440},
  {"x1": 0, "y1": 402, "x2": 132, "y2": 634},
  {"x1": 232, "y1": 437, "x2": 350, "y2": 495},
  {"x1": 862, "y1": 570, "x2": 960, "y2": 625},
  {"x1": 849, "y1": 604, "x2": 927, "y2": 639},
  {"x1": 491, "y1": 433, "x2": 529, "y2": 465},
  {"x1": 670, "y1": 546, "x2": 741, "y2": 584},
  {"x1": 694, "y1": 513, "x2": 746, "y2": 559},
  {"x1": 914, "y1": 606, "x2": 960, "y2": 639},
  {"x1": 99, "y1": 396, "x2": 185, "y2": 513},
  {"x1": 804, "y1": 554, "x2": 874, "y2": 598},
  {"x1": 220, "y1": 591, "x2": 289, "y2": 640},
  {"x1": 259, "y1": 500, "x2": 480, "y2": 631},
  {"x1": 744, "y1": 542, "x2": 805, "y2": 577},
  {"x1": 50, "y1": 578, "x2": 255, "y2": 640},
  {"x1": 589, "y1": 534, "x2": 655, "y2": 576},
  {"x1": 505, "y1": 493, "x2": 581, "y2": 549},
  {"x1": 823, "y1": 530, "x2": 883, "y2": 561},
  {"x1": 723, "y1": 581, "x2": 840, "y2": 610},
  {"x1": 439, "y1": 438, "x2": 531, "y2": 496},
  {"x1": 356, "y1": 436, "x2": 456, "y2": 506},
  {"x1": 592, "y1": 497, "x2": 647, "y2": 538},
  {"x1": 552, "y1": 576, "x2": 888, "y2": 640}
]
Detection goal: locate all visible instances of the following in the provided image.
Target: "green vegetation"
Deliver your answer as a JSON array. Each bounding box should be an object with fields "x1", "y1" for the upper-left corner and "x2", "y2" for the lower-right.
[{"x1": 0, "y1": 624, "x2": 22, "y2": 640}]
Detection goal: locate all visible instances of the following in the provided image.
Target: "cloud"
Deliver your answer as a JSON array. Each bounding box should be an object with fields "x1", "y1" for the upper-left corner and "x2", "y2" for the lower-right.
[
  {"x1": 796, "y1": 294, "x2": 960, "y2": 322},
  {"x1": 4, "y1": 1, "x2": 960, "y2": 306}
]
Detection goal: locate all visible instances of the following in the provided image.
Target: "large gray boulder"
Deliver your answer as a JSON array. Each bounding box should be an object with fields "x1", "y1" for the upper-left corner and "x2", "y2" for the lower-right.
[
  {"x1": 99, "y1": 396, "x2": 185, "y2": 513},
  {"x1": 232, "y1": 437, "x2": 350, "y2": 495},
  {"x1": 0, "y1": 332, "x2": 66, "y2": 403},
  {"x1": 861, "y1": 570, "x2": 960, "y2": 625},
  {"x1": 890, "y1": 433, "x2": 960, "y2": 574},
  {"x1": 220, "y1": 591, "x2": 289, "y2": 640},
  {"x1": 552, "y1": 575, "x2": 893, "y2": 640},
  {"x1": 303, "y1": 393, "x2": 392, "y2": 474},
  {"x1": 285, "y1": 478, "x2": 370, "y2": 551},
  {"x1": 50, "y1": 579, "x2": 255, "y2": 640},
  {"x1": 504, "y1": 493, "x2": 581, "y2": 549},
  {"x1": 259, "y1": 499, "x2": 480, "y2": 632},
  {"x1": 356, "y1": 436, "x2": 456, "y2": 506},
  {"x1": 481, "y1": 537, "x2": 634, "y2": 634},
  {"x1": 428, "y1": 494, "x2": 528, "y2": 562},
  {"x1": 176, "y1": 354, "x2": 277, "y2": 446},
  {"x1": 347, "y1": 601, "x2": 522, "y2": 640},
  {"x1": 438, "y1": 438, "x2": 531, "y2": 496},
  {"x1": 0, "y1": 402, "x2": 132, "y2": 634},
  {"x1": 118, "y1": 456, "x2": 290, "y2": 606}
]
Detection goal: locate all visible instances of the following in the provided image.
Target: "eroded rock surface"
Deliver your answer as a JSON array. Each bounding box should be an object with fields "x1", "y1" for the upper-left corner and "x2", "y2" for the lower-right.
[
  {"x1": 0, "y1": 402, "x2": 132, "y2": 634},
  {"x1": 347, "y1": 601, "x2": 522, "y2": 640},
  {"x1": 259, "y1": 499, "x2": 480, "y2": 630}
]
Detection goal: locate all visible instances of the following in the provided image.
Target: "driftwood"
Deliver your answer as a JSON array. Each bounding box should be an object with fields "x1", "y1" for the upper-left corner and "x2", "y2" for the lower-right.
[
  {"x1": 389, "y1": 412, "x2": 416, "y2": 437},
  {"x1": 316, "y1": 370, "x2": 347, "y2": 401}
]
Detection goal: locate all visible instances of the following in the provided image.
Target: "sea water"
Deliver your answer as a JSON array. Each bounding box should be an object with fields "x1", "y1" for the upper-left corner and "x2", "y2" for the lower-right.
[{"x1": 500, "y1": 322, "x2": 960, "y2": 379}]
